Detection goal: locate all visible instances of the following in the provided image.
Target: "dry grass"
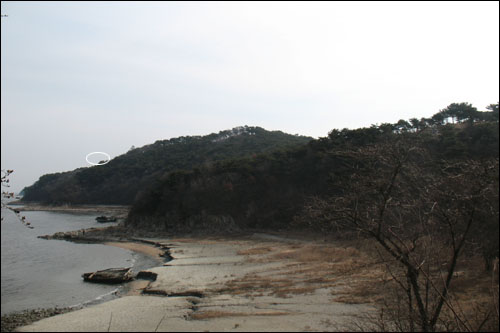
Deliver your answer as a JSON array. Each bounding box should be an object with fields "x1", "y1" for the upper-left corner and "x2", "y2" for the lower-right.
[
  {"x1": 237, "y1": 246, "x2": 273, "y2": 255},
  {"x1": 220, "y1": 234, "x2": 498, "y2": 330},
  {"x1": 190, "y1": 310, "x2": 289, "y2": 320},
  {"x1": 336, "y1": 241, "x2": 498, "y2": 331},
  {"x1": 333, "y1": 278, "x2": 386, "y2": 304},
  {"x1": 219, "y1": 239, "x2": 389, "y2": 301},
  {"x1": 273, "y1": 285, "x2": 319, "y2": 298},
  {"x1": 432, "y1": 257, "x2": 499, "y2": 331},
  {"x1": 211, "y1": 234, "x2": 499, "y2": 330},
  {"x1": 272, "y1": 244, "x2": 361, "y2": 263},
  {"x1": 219, "y1": 275, "x2": 296, "y2": 296}
]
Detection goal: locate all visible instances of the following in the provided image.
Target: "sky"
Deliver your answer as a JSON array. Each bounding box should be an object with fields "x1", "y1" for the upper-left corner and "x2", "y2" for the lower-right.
[{"x1": 1, "y1": 1, "x2": 499, "y2": 193}]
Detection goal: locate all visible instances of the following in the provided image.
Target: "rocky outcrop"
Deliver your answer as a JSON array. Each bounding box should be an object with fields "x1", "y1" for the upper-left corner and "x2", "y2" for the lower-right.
[
  {"x1": 136, "y1": 270, "x2": 158, "y2": 281},
  {"x1": 38, "y1": 228, "x2": 111, "y2": 242},
  {"x1": 82, "y1": 267, "x2": 133, "y2": 284},
  {"x1": 37, "y1": 226, "x2": 132, "y2": 243}
]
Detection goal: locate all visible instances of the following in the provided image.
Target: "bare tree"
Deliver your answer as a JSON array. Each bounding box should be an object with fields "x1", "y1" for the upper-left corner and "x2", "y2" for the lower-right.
[
  {"x1": 300, "y1": 137, "x2": 499, "y2": 331},
  {"x1": 1, "y1": 169, "x2": 32, "y2": 228}
]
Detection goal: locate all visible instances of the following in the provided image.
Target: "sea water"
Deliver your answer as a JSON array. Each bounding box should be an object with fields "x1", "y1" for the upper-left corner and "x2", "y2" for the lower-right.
[{"x1": 1, "y1": 207, "x2": 158, "y2": 315}]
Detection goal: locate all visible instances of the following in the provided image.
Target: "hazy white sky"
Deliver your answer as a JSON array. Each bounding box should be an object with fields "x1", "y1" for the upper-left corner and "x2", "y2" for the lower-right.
[{"x1": 1, "y1": 1, "x2": 499, "y2": 192}]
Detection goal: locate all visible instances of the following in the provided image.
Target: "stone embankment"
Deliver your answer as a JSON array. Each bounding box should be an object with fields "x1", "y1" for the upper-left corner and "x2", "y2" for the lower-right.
[
  {"x1": 38, "y1": 227, "x2": 173, "y2": 257},
  {"x1": 38, "y1": 227, "x2": 113, "y2": 242}
]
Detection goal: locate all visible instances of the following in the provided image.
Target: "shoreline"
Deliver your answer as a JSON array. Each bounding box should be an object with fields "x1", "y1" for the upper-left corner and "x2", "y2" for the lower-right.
[
  {"x1": 103, "y1": 241, "x2": 168, "y2": 297},
  {"x1": 2, "y1": 205, "x2": 383, "y2": 331},
  {"x1": 1, "y1": 221, "x2": 168, "y2": 332},
  {"x1": 0, "y1": 307, "x2": 76, "y2": 332},
  {"x1": 15, "y1": 233, "x2": 384, "y2": 332},
  {"x1": 9, "y1": 203, "x2": 131, "y2": 220},
  {"x1": 103, "y1": 241, "x2": 165, "y2": 261}
]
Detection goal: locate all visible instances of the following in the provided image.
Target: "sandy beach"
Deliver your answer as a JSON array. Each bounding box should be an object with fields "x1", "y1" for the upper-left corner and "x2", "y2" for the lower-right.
[
  {"x1": 15, "y1": 232, "x2": 386, "y2": 332},
  {"x1": 3, "y1": 203, "x2": 384, "y2": 331}
]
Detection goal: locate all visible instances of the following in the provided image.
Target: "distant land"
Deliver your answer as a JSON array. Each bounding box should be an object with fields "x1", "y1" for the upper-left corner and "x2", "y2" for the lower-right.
[{"x1": 21, "y1": 126, "x2": 312, "y2": 205}]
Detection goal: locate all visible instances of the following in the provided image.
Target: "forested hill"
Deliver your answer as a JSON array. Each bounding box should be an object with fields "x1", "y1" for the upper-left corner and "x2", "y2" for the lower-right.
[
  {"x1": 126, "y1": 103, "x2": 499, "y2": 234},
  {"x1": 21, "y1": 126, "x2": 312, "y2": 205}
]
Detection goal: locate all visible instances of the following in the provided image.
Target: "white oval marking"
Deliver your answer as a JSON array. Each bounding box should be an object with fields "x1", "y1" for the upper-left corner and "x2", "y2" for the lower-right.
[{"x1": 86, "y1": 152, "x2": 111, "y2": 166}]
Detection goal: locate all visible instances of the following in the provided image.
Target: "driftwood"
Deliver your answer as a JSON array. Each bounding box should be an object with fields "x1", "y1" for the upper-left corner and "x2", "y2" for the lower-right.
[{"x1": 82, "y1": 267, "x2": 133, "y2": 284}]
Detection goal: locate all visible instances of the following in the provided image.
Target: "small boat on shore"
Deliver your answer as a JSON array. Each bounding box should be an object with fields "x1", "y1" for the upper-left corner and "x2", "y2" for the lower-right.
[
  {"x1": 82, "y1": 267, "x2": 133, "y2": 284},
  {"x1": 95, "y1": 215, "x2": 117, "y2": 223}
]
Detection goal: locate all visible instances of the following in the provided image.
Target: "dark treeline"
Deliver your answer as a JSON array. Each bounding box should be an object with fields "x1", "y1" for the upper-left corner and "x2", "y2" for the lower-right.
[
  {"x1": 21, "y1": 126, "x2": 312, "y2": 205},
  {"x1": 127, "y1": 102, "x2": 498, "y2": 233}
]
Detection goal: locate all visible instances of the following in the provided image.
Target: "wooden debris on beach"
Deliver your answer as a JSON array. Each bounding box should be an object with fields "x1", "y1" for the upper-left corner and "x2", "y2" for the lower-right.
[{"x1": 82, "y1": 267, "x2": 133, "y2": 284}]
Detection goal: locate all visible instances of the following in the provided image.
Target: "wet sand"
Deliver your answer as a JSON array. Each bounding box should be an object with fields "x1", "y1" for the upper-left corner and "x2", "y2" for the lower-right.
[
  {"x1": 102, "y1": 241, "x2": 167, "y2": 296},
  {"x1": 103, "y1": 241, "x2": 164, "y2": 261},
  {"x1": 124, "y1": 280, "x2": 151, "y2": 296}
]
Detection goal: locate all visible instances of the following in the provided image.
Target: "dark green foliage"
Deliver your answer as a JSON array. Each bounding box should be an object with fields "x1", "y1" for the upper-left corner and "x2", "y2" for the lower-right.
[
  {"x1": 21, "y1": 126, "x2": 312, "y2": 205},
  {"x1": 127, "y1": 106, "x2": 499, "y2": 234},
  {"x1": 22, "y1": 101, "x2": 499, "y2": 241},
  {"x1": 440, "y1": 102, "x2": 479, "y2": 124},
  {"x1": 127, "y1": 145, "x2": 339, "y2": 231},
  {"x1": 424, "y1": 122, "x2": 499, "y2": 159}
]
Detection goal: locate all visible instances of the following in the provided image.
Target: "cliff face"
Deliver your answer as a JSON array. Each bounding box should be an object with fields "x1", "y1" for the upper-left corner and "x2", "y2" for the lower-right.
[{"x1": 21, "y1": 126, "x2": 312, "y2": 205}]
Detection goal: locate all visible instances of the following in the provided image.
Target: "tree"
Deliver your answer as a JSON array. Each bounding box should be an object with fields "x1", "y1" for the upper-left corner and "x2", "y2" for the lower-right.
[
  {"x1": 299, "y1": 138, "x2": 499, "y2": 331},
  {"x1": 485, "y1": 103, "x2": 499, "y2": 122},
  {"x1": 441, "y1": 103, "x2": 479, "y2": 125},
  {"x1": 395, "y1": 119, "x2": 411, "y2": 133},
  {"x1": 1, "y1": 169, "x2": 14, "y2": 199},
  {"x1": 1, "y1": 169, "x2": 32, "y2": 228},
  {"x1": 431, "y1": 112, "x2": 445, "y2": 126},
  {"x1": 378, "y1": 123, "x2": 395, "y2": 134},
  {"x1": 409, "y1": 118, "x2": 423, "y2": 132}
]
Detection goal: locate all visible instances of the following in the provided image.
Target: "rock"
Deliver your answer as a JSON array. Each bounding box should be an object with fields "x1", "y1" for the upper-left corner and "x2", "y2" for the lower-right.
[
  {"x1": 136, "y1": 270, "x2": 158, "y2": 281},
  {"x1": 82, "y1": 267, "x2": 133, "y2": 284}
]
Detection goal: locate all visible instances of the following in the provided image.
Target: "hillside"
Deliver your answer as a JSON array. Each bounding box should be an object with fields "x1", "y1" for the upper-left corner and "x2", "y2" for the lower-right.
[
  {"x1": 21, "y1": 126, "x2": 312, "y2": 205},
  {"x1": 126, "y1": 113, "x2": 499, "y2": 287},
  {"x1": 126, "y1": 107, "x2": 499, "y2": 233}
]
